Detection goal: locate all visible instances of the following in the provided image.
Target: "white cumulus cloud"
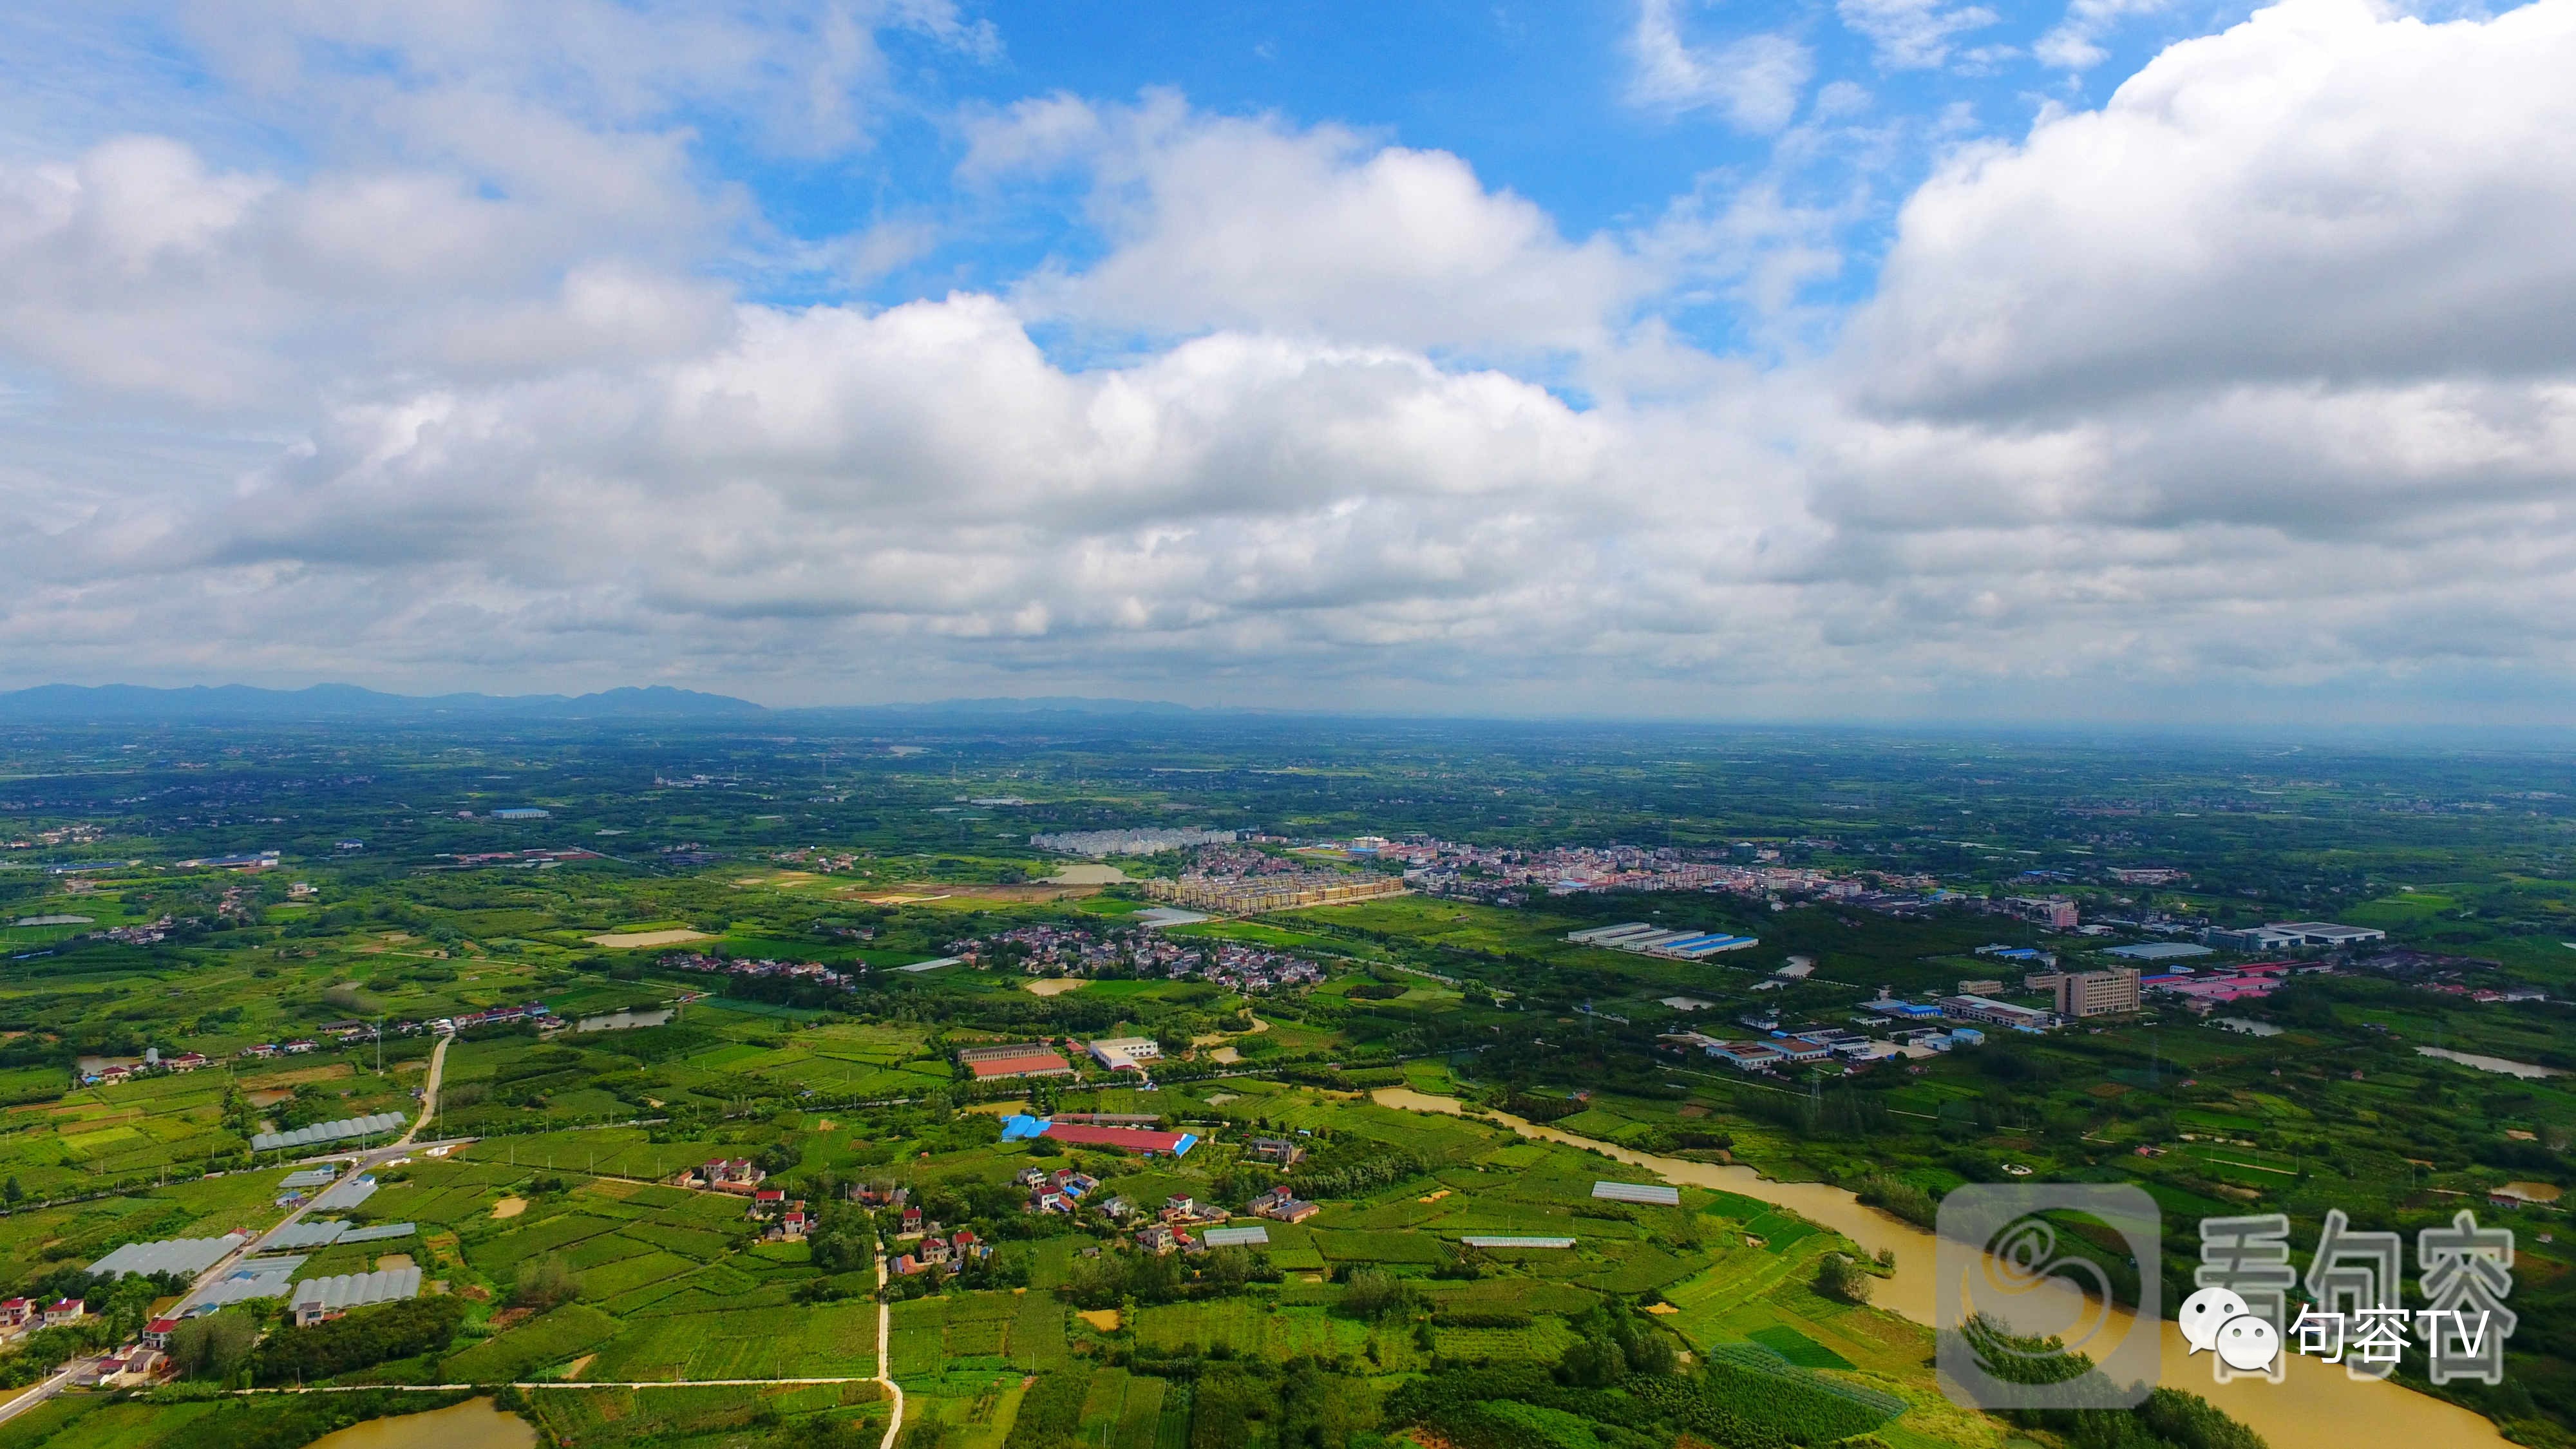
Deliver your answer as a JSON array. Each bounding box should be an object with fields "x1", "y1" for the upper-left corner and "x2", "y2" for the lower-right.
[
  {"x1": 1627, "y1": 0, "x2": 1814, "y2": 132},
  {"x1": 1853, "y1": 0, "x2": 2576, "y2": 416},
  {"x1": 969, "y1": 93, "x2": 1651, "y2": 357},
  {"x1": 3, "y1": 0, "x2": 2576, "y2": 721}
]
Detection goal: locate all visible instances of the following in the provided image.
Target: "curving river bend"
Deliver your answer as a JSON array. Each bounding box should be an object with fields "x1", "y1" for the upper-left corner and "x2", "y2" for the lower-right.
[{"x1": 1370, "y1": 1086, "x2": 2506, "y2": 1449}]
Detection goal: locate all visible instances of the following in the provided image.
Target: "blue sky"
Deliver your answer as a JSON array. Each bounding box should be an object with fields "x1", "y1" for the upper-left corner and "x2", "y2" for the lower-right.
[
  {"x1": 835, "y1": 1, "x2": 2172, "y2": 302},
  {"x1": 0, "y1": 1, "x2": 2571, "y2": 721}
]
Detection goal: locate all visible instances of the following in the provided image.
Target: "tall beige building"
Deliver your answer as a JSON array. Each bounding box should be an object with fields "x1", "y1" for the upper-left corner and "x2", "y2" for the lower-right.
[{"x1": 2055, "y1": 968, "x2": 2143, "y2": 1018}]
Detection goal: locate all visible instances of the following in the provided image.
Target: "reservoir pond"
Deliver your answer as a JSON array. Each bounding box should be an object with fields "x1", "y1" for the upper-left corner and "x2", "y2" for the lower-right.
[{"x1": 307, "y1": 1400, "x2": 535, "y2": 1449}]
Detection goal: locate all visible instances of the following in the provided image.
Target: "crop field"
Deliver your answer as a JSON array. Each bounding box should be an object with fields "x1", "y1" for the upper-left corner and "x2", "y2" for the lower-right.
[
  {"x1": 442, "y1": 1303, "x2": 621, "y2": 1381},
  {"x1": 1130, "y1": 1300, "x2": 1372, "y2": 1359},
  {"x1": 0, "y1": 720, "x2": 2563, "y2": 1449},
  {"x1": 526, "y1": 1383, "x2": 884, "y2": 1449},
  {"x1": 1429, "y1": 1318, "x2": 1582, "y2": 1362}
]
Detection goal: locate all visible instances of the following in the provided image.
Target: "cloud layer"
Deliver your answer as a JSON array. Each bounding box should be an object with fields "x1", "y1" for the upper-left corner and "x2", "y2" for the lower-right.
[{"x1": 2, "y1": 0, "x2": 2573, "y2": 718}]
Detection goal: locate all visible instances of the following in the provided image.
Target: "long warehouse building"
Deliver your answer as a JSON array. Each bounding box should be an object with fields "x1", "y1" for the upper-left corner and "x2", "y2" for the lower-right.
[
  {"x1": 1566, "y1": 923, "x2": 1761, "y2": 960},
  {"x1": 290, "y1": 1266, "x2": 422, "y2": 1326},
  {"x1": 90, "y1": 1234, "x2": 249, "y2": 1279},
  {"x1": 252, "y1": 1111, "x2": 408, "y2": 1153},
  {"x1": 263, "y1": 1219, "x2": 417, "y2": 1250}
]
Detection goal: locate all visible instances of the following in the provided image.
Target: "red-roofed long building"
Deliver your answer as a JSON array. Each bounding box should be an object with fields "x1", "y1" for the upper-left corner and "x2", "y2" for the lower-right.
[
  {"x1": 1039, "y1": 1122, "x2": 1198, "y2": 1155},
  {"x1": 965, "y1": 1051, "x2": 1075, "y2": 1081}
]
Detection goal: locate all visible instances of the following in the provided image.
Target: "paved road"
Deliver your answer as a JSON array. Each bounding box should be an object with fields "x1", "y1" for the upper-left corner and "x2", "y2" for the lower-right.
[{"x1": 0, "y1": 1365, "x2": 77, "y2": 1426}]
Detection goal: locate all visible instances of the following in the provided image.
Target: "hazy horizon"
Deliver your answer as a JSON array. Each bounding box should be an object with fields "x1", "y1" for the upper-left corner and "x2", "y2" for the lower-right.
[{"x1": 10, "y1": 677, "x2": 2576, "y2": 746}]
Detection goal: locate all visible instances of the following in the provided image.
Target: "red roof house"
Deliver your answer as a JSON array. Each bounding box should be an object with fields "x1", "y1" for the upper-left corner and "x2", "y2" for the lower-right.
[
  {"x1": 965, "y1": 1051, "x2": 1075, "y2": 1080},
  {"x1": 1039, "y1": 1122, "x2": 1197, "y2": 1155}
]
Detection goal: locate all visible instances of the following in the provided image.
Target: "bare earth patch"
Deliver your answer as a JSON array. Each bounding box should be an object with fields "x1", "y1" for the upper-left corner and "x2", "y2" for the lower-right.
[
  {"x1": 375, "y1": 1253, "x2": 415, "y2": 1271},
  {"x1": 1045, "y1": 864, "x2": 1128, "y2": 885},
  {"x1": 1023, "y1": 978, "x2": 1087, "y2": 996},
  {"x1": 1075, "y1": 1309, "x2": 1121, "y2": 1331},
  {"x1": 1190, "y1": 1016, "x2": 1270, "y2": 1046},
  {"x1": 584, "y1": 929, "x2": 712, "y2": 949},
  {"x1": 240, "y1": 1063, "x2": 355, "y2": 1088},
  {"x1": 867, "y1": 882, "x2": 1103, "y2": 904},
  {"x1": 491, "y1": 1197, "x2": 527, "y2": 1219},
  {"x1": 563, "y1": 1354, "x2": 596, "y2": 1380}
]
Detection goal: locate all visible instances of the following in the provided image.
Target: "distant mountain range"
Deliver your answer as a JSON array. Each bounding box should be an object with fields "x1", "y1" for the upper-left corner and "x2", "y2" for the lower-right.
[
  {"x1": 861, "y1": 696, "x2": 1200, "y2": 717},
  {"x1": 0, "y1": 683, "x2": 1207, "y2": 723},
  {"x1": 0, "y1": 683, "x2": 766, "y2": 721}
]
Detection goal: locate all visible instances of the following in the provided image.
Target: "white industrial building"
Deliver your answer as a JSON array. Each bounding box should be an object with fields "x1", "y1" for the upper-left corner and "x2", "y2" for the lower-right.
[{"x1": 1087, "y1": 1037, "x2": 1162, "y2": 1073}]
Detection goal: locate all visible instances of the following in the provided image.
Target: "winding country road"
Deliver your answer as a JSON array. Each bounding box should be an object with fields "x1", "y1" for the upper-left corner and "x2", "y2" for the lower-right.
[
  {"x1": 399, "y1": 1032, "x2": 452, "y2": 1146},
  {"x1": 0, "y1": 1032, "x2": 463, "y2": 1426},
  {"x1": 874, "y1": 1252, "x2": 902, "y2": 1449}
]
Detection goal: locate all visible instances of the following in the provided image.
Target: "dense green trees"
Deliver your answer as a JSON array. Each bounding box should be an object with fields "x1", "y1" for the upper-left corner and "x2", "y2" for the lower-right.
[
  {"x1": 1338, "y1": 1269, "x2": 1419, "y2": 1322},
  {"x1": 249, "y1": 1296, "x2": 468, "y2": 1385},
  {"x1": 169, "y1": 1308, "x2": 263, "y2": 1381},
  {"x1": 511, "y1": 1253, "x2": 582, "y2": 1312},
  {"x1": 1812, "y1": 1253, "x2": 1873, "y2": 1305}
]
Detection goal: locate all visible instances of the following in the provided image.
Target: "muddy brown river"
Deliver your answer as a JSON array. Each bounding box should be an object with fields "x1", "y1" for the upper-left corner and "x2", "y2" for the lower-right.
[
  {"x1": 306, "y1": 1399, "x2": 536, "y2": 1449},
  {"x1": 1371, "y1": 1086, "x2": 2506, "y2": 1449}
]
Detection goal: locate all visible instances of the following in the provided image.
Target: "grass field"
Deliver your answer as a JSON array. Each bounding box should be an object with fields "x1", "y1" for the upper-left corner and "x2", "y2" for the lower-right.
[
  {"x1": 444, "y1": 1303, "x2": 622, "y2": 1381},
  {"x1": 1129, "y1": 1300, "x2": 1370, "y2": 1361}
]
